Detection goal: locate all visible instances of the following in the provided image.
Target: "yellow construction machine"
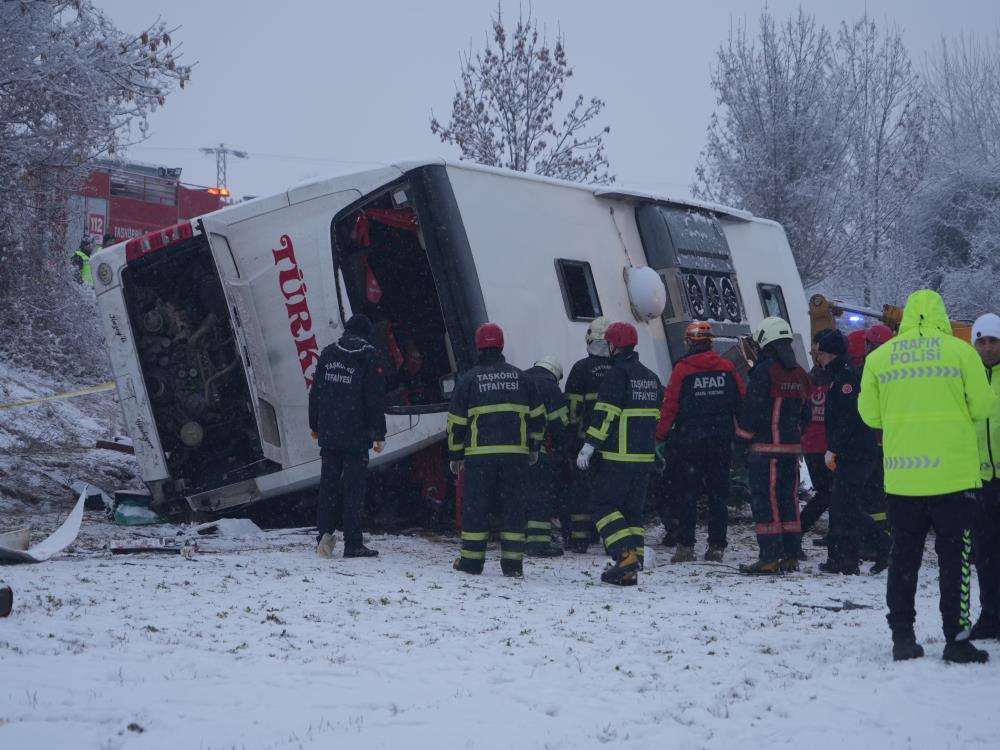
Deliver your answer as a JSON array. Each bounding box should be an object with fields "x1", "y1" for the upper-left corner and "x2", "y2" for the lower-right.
[{"x1": 808, "y1": 294, "x2": 973, "y2": 343}]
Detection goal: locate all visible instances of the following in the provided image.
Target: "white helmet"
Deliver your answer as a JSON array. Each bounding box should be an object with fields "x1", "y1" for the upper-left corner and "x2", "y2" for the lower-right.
[
  {"x1": 586, "y1": 316, "x2": 611, "y2": 357},
  {"x1": 973, "y1": 313, "x2": 1000, "y2": 342},
  {"x1": 534, "y1": 356, "x2": 564, "y2": 382},
  {"x1": 752, "y1": 316, "x2": 793, "y2": 348},
  {"x1": 586, "y1": 316, "x2": 611, "y2": 345}
]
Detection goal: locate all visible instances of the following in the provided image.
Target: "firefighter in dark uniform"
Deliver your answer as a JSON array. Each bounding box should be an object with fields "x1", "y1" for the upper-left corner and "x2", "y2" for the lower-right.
[
  {"x1": 524, "y1": 356, "x2": 570, "y2": 557},
  {"x1": 735, "y1": 317, "x2": 812, "y2": 575},
  {"x1": 813, "y1": 330, "x2": 883, "y2": 575},
  {"x1": 309, "y1": 314, "x2": 386, "y2": 559},
  {"x1": 655, "y1": 321, "x2": 745, "y2": 563},
  {"x1": 564, "y1": 316, "x2": 612, "y2": 552},
  {"x1": 447, "y1": 323, "x2": 545, "y2": 578},
  {"x1": 576, "y1": 322, "x2": 663, "y2": 585}
]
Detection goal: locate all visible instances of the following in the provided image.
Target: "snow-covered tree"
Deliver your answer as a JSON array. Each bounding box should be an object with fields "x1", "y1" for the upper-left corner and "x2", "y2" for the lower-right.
[
  {"x1": 430, "y1": 6, "x2": 613, "y2": 184},
  {"x1": 912, "y1": 31, "x2": 1000, "y2": 317},
  {"x1": 836, "y1": 17, "x2": 926, "y2": 305},
  {"x1": 0, "y1": 0, "x2": 190, "y2": 371},
  {"x1": 694, "y1": 9, "x2": 855, "y2": 288}
]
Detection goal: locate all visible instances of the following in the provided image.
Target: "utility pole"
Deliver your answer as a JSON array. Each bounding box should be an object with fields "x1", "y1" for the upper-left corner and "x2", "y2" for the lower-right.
[{"x1": 199, "y1": 143, "x2": 248, "y2": 189}]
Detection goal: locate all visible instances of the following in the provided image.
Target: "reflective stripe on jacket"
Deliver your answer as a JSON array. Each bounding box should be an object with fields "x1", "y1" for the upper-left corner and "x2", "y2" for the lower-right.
[
  {"x1": 73, "y1": 249, "x2": 93, "y2": 286},
  {"x1": 447, "y1": 350, "x2": 544, "y2": 461},
  {"x1": 565, "y1": 354, "x2": 611, "y2": 439},
  {"x1": 977, "y1": 362, "x2": 1000, "y2": 482},
  {"x1": 735, "y1": 341, "x2": 811, "y2": 455},
  {"x1": 584, "y1": 350, "x2": 662, "y2": 465},
  {"x1": 858, "y1": 289, "x2": 997, "y2": 496}
]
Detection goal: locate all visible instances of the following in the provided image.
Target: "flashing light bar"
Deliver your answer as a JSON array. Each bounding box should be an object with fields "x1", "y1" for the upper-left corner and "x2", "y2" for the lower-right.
[{"x1": 207, "y1": 187, "x2": 231, "y2": 196}]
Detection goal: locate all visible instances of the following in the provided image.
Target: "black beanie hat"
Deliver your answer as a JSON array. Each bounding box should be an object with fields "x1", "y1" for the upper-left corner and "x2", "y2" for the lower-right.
[
  {"x1": 817, "y1": 330, "x2": 847, "y2": 357},
  {"x1": 344, "y1": 314, "x2": 373, "y2": 339}
]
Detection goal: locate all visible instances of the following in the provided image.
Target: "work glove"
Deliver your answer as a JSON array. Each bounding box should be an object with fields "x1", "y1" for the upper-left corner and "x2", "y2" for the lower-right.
[
  {"x1": 576, "y1": 443, "x2": 595, "y2": 471},
  {"x1": 825, "y1": 450, "x2": 837, "y2": 471},
  {"x1": 310, "y1": 431, "x2": 318, "y2": 440},
  {"x1": 449, "y1": 460, "x2": 463, "y2": 477},
  {"x1": 372, "y1": 440, "x2": 385, "y2": 454},
  {"x1": 528, "y1": 451, "x2": 539, "y2": 466}
]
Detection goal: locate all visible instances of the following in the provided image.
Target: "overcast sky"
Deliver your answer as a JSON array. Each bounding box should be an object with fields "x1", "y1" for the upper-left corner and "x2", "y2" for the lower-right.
[{"x1": 98, "y1": 0, "x2": 996, "y2": 200}]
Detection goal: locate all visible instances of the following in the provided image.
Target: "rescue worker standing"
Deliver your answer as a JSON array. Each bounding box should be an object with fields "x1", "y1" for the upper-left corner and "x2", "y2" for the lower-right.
[
  {"x1": 564, "y1": 317, "x2": 612, "y2": 552},
  {"x1": 71, "y1": 236, "x2": 96, "y2": 286},
  {"x1": 524, "y1": 356, "x2": 570, "y2": 557},
  {"x1": 801, "y1": 330, "x2": 835, "y2": 539},
  {"x1": 655, "y1": 322, "x2": 744, "y2": 563},
  {"x1": 814, "y1": 330, "x2": 882, "y2": 576},
  {"x1": 447, "y1": 323, "x2": 545, "y2": 578},
  {"x1": 859, "y1": 290, "x2": 996, "y2": 663},
  {"x1": 735, "y1": 317, "x2": 812, "y2": 575},
  {"x1": 309, "y1": 314, "x2": 386, "y2": 559},
  {"x1": 970, "y1": 313, "x2": 1000, "y2": 640},
  {"x1": 576, "y1": 322, "x2": 663, "y2": 585}
]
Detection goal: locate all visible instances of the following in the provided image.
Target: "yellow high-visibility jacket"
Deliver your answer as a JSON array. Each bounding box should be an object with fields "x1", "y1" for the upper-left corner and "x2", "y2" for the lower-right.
[{"x1": 859, "y1": 290, "x2": 996, "y2": 496}]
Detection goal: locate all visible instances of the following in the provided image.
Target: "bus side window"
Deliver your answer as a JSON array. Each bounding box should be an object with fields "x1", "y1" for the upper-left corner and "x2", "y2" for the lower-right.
[
  {"x1": 555, "y1": 259, "x2": 602, "y2": 321},
  {"x1": 757, "y1": 283, "x2": 790, "y2": 326}
]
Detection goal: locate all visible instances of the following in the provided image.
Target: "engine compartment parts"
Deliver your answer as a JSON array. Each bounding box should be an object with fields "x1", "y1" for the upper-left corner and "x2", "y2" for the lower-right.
[{"x1": 120, "y1": 234, "x2": 277, "y2": 505}]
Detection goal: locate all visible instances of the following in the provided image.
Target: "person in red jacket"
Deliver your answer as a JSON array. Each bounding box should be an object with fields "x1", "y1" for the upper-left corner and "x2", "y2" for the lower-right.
[
  {"x1": 656, "y1": 322, "x2": 745, "y2": 562},
  {"x1": 801, "y1": 330, "x2": 835, "y2": 542}
]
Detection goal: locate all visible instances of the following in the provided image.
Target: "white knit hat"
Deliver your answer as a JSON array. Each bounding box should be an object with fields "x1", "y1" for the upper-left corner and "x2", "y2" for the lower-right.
[{"x1": 973, "y1": 313, "x2": 1000, "y2": 342}]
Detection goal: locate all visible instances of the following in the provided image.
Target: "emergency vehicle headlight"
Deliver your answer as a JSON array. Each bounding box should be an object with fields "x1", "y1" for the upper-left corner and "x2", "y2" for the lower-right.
[{"x1": 96, "y1": 263, "x2": 113, "y2": 286}]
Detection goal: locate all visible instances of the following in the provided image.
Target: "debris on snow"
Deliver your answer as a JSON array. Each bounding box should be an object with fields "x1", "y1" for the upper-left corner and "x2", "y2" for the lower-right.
[{"x1": 0, "y1": 490, "x2": 86, "y2": 564}]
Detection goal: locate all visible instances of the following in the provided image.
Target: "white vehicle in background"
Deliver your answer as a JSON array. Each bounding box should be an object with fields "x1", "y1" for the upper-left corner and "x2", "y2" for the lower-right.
[{"x1": 90, "y1": 158, "x2": 808, "y2": 517}]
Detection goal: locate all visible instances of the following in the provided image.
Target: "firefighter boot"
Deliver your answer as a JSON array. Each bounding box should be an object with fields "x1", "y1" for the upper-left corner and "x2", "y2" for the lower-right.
[
  {"x1": 0, "y1": 585, "x2": 11, "y2": 618},
  {"x1": 739, "y1": 559, "x2": 782, "y2": 576},
  {"x1": 453, "y1": 557, "x2": 483, "y2": 575},
  {"x1": 316, "y1": 533, "x2": 336, "y2": 559},
  {"x1": 892, "y1": 631, "x2": 925, "y2": 661},
  {"x1": 942, "y1": 639, "x2": 990, "y2": 664},
  {"x1": 344, "y1": 543, "x2": 379, "y2": 558},
  {"x1": 501, "y1": 560, "x2": 524, "y2": 578},
  {"x1": 779, "y1": 558, "x2": 800, "y2": 573},
  {"x1": 671, "y1": 545, "x2": 696, "y2": 563},
  {"x1": 601, "y1": 549, "x2": 640, "y2": 586},
  {"x1": 970, "y1": 616, "x2": 1000, "y2": 641},
  {"x1": 704, "y1": 545, "x2": 725, "y2": 562}
]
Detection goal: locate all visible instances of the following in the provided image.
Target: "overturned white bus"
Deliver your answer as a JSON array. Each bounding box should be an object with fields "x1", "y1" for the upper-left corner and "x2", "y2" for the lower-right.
[{"x1": 91, "y1": 158, "x2": 808, "y2": 517}]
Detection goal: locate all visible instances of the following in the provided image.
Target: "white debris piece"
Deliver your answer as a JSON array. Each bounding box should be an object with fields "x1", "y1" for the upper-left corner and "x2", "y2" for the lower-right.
[{"x1": 0, "y1": 490, "x2": 86, "y2": 563}]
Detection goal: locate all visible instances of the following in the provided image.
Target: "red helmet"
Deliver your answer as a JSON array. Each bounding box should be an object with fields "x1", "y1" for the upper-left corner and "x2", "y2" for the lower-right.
[
  {"x1": 606, "y1": 321, "x2": 638, "y2": 350},
  {"x1": 866, "y1": 324, "x2": 893, "y2": 346},
  {"x1": 474, "y1": 322, "x2": 504, "y2": 351},
  {"x1": 847, "y1": 330, "x2": 867, "y2": 367}
]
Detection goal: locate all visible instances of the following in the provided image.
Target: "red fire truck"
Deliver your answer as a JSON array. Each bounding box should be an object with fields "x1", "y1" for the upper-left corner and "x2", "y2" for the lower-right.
[{"x1": 72, "y1": 160, "x2": 228, "y2": 246}]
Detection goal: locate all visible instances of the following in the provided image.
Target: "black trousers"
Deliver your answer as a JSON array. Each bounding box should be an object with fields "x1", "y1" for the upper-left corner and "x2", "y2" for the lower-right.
[
  {"x1": 569, "y1": 450, "x2": 596, "y2": 547},
  {"x1": 886, "y1": 493, "x2": 971, "y2": 641},
  {"x1": 457, "y1": 460, "x2": 527, "y2": 574},
  {"x1": 673, "y1": 441, "x2": 732, "y2": 548},
  {"x1": 828, "y1": 454, "x2": 881, "y2": 568},
  {"x1": 801, "y1": 453, "x2": 833, "y2": 532},
  {"x1": 591, "y1": 464, "x2": 650, "y2": 560},
  {"x1": 748, "y1": 455, "x2": 802, "y2": 561},
  {"x1": 526, "y1": 455, "x2": 561, "y2": 549},
  {"x1": 317, "y1": 448, "x2": 369, "y2": 545},
  {"x1": 973, "y1": 480, "x2": 1000, "y2": 624}
]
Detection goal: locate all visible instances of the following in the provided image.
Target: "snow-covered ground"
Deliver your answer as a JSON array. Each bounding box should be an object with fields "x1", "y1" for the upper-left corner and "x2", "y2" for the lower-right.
[{"x1": 2, "y1": 507, "x2": 998, "y2": 750}]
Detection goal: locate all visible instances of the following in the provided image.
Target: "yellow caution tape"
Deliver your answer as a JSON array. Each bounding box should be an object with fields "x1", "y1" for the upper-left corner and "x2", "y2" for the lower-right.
[{"x1": 0, "y1": 382, "x2": 115, "y2": 411}]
